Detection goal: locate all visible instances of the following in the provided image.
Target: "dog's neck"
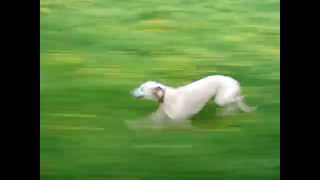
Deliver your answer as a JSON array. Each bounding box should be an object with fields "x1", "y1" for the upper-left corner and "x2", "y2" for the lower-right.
[
  {"x1": 159, "y1": 95, "x2": 164, "y2": 103},
  {"x1": 158, "y1": 85, "x2": 176, "y2": 104}
]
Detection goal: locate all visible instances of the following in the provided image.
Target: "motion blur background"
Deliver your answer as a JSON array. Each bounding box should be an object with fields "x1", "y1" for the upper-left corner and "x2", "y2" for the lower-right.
[{"x1": 40, "y1": 0, "x2": 279, "y2": 179}]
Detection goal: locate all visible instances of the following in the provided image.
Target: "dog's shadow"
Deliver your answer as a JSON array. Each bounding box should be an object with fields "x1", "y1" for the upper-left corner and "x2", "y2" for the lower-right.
[{"x1": 125, "y1": 117, "x2": 193, "y2": 131}]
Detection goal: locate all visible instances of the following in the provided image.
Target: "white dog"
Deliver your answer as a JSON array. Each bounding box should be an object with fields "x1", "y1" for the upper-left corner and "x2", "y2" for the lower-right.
[{"x1": 131, "y1": 75, "x2": 255, "y2": 123}]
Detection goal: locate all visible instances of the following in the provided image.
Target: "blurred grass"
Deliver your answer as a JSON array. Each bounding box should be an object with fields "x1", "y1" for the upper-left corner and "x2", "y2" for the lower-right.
[{"x1": 41, "y1": 0, "x2": 279, "y2": 179}]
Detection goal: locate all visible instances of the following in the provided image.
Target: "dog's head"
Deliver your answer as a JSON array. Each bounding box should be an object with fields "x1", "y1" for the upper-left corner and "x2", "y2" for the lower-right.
[{"x1": 131, "y1": 81, "x2": 165, "y2": 103}]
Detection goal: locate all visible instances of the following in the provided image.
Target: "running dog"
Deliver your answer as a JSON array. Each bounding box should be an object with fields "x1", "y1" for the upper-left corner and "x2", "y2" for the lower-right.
[{"x1": 131, "y1": 75, "x2": 255, "y2": 123}]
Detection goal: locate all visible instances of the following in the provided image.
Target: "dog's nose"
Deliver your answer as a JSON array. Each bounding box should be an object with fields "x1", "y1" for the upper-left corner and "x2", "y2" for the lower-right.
[
  {"x1": 130, "y1": 90, "x2": 136, "y2": 96},
  {"x1": 131, "y1": 89, "x2": 139, "y2": 96}
]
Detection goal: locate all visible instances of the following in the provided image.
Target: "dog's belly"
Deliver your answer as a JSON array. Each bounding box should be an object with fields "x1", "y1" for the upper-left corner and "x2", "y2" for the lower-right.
[{"x1": 182, "y1": 95, "x2": 212, "y2": 116}]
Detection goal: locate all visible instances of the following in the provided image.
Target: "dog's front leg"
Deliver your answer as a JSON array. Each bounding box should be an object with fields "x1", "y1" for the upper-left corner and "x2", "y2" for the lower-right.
[
  {"x1": 126, "y1": 108, "x2": 167, "y2": 129},
  {"x1": 150, "y1": 107, "x2": 169, "y2": 125},
  {"x1": 151, "y1": 108, "x2": 166, "y2": 121}
]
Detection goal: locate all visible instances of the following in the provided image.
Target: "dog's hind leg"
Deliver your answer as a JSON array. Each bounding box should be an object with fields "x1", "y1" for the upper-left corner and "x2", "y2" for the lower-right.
[
  {"x1": 214, "y1": 88, "x2": 256, "y2": 114},
  {"x1": 217, "y1": 103, "x2": 238, "y2": 116},
  {"x1": 214, "y1": 91, "x2": 239, "y2": 116},
  {"x1": 236, "y1": 98, "x2": 256, "y2": 112},
  {"x1": 214, "y1": 87, "x2": 241, "y2": 107}
]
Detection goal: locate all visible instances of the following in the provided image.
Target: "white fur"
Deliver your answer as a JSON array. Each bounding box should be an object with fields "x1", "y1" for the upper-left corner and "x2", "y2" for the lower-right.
[{"x1": 132, "y1": 75, "x2": 255, "y2": 122}]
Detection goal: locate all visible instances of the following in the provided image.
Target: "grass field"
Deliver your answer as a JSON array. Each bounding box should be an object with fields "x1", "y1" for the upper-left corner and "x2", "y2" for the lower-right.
[{"x1": 40, "y1": 0, "x2": 280, "y2": 179}]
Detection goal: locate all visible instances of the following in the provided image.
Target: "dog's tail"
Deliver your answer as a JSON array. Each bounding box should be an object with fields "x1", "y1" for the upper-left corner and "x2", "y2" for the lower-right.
[{"x1": 236, "y1": 96, "x2": 257, "y2": 113}]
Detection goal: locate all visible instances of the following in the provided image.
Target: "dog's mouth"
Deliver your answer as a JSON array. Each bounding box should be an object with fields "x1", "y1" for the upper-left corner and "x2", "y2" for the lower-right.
[{"x1": 135, "y1": 95, "x2": 144, "y2": 99}]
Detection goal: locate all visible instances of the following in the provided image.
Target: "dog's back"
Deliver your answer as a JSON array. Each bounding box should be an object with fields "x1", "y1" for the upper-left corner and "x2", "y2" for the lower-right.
[{"x1": 180, "y1": 75, "x2": 239, "y2": 93}]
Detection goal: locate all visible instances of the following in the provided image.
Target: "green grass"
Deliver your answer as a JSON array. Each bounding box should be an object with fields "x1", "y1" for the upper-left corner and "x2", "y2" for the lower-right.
[{"x1": 41, "y1": 0, "x2": 279, "y2": 179}]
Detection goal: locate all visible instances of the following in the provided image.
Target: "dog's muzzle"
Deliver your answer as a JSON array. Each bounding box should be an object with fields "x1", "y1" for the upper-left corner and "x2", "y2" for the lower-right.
[{"x1": 131, "y1": 89, "x2": 144, "y2": 99}]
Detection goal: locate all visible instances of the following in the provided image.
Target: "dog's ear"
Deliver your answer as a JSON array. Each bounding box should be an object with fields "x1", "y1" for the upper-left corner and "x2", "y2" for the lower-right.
[{"x1": 152, "y1": 86, "x2": 165, "y2": 103}]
